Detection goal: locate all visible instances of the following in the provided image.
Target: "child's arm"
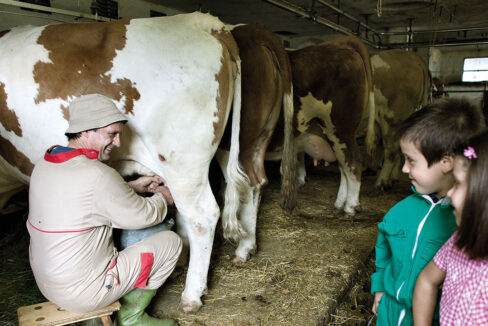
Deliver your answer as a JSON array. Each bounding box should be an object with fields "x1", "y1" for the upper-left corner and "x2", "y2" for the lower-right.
[
  {"x1": 370, "y1": 222, "x2": 391, "y2": 314},
  {"x1": 413, "y1": 260, "x2": 446, "y2": 326}
]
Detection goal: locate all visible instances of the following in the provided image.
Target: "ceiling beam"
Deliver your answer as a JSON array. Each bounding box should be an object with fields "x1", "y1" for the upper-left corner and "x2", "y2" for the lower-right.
[
  {"x1": 0, "y1": 0, "x2": 113, "y2": 22},
  {"x1": 264, "y1": 0, "x2": 379, "y2": 48}
]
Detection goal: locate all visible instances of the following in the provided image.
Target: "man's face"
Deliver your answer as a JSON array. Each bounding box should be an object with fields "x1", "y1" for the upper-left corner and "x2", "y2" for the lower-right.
[
  {"x1": 400, "y1": 138, "x2": 453, "y2": 197},
  {"x1": 84, "y1": 122, "x2": 123, "y2": 161}
]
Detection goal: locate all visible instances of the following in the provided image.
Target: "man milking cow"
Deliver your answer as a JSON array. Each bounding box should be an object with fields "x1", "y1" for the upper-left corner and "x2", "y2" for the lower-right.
[{"x1": 27, "y1": 94, "x2": 181, "y2": 325}]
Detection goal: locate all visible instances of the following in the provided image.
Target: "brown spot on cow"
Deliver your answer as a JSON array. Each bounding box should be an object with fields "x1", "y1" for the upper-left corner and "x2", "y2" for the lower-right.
[
  {"x1": 33, "y1": 20, "x2": 140, "y2": 116},
  {"x1": 0, "y1": 82, "x2": 22, "y2": 137},
  {"x1": 0, "y1": 135, "x2": 34, "y2": 176},
  {"x1": 211, "y1": 28, "x2": 240, "y2": 145},
  {"x1": 61, "y1": 104, "x2": 69, "y2": 121}
]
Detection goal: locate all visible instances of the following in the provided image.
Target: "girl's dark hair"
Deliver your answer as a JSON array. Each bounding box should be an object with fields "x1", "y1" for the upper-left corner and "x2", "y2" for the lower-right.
[{"x1": 455, "y1": 129, "x2": 488, "y2": 259}]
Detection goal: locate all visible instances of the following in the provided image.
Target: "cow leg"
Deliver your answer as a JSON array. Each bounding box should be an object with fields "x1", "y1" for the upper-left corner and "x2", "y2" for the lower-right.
[
  {"x1": 375, "y1": 124, "x2": 401, "y2": 189},
  {"x1": 0, "y1": 187, "x2": 24, "y2": 212},
  {"x1": 233, "y1": 186, "x2": 259, "y2": 263},
  {"x1": 335, "y1": 165, "x2": 348, "y2": 211},
  {"x1": 297, "y1": 152, "x2": 307, "y2": 186},
  {"x1": 173, "y1": 182, "x2": 220, "y2": 313},
  {"x1": 343, "y1": 164, "x2": 361, "y2": 215},
  {"x1": 174, "y1": 211, "x2": 190, "y2": 268},
  {"x1": 375, "y1": 150, "x2": 395, "y2": 189},
  {"x1": 215, "y1": 149, "x2": 257, "y2": 263},
  {"x1": 0, "y1": 157, "x2": 30, "y2": 210},
  {"x1": 333, "y1": 144, "x2": 362, "y2": 216},
  {"x1": 391, "y1": 154, "x2": 403, "y2": 183}
]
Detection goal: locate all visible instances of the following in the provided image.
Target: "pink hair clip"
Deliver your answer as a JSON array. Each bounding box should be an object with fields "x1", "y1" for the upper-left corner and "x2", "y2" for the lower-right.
[{"x1": 464, "y1": 146, "x2": 477, "y2": 159}]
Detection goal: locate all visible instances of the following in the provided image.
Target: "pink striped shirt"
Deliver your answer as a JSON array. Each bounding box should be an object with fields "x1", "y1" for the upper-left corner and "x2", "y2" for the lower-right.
[{"x1": 433, "y1": 233, "x2": 488, "y2": 326}]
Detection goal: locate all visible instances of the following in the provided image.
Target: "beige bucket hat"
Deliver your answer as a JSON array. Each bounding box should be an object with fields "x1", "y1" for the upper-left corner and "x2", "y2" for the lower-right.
[{"x1": 65, "y1": 94, "x2": 128, "y2": 134}]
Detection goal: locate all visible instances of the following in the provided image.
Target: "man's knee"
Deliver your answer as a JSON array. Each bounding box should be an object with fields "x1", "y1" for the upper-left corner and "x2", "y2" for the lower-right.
[
  {"x1": 150, "y1": 230, "x2": 182, "y2": 259},
  {"x1": 166, "y1": 230, "x2": 182, "y2": 258}
]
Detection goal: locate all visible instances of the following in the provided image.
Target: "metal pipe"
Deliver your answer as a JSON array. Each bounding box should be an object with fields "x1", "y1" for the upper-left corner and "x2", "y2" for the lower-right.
[
  {"x1": 386, "y1": 38, "x2": 488, "y2": 48},
  {"x1": 0, "y1": 9, "x2": 69, "y2": 23},
  {"x1": 443, "y1": 89, "x2": 486, "y2": 93},
  {"x1": 315, "y1": 0, "x2": 380, "y2": 35},
  {"x1": 380, "y1": 25, "x2": 488, "y2": 36},
  {"x1": 264, "y1": 0, "x2": 379, "y2": 48},
  {"x1": 0, "y1": 0, "x2": 112, "y2": 22}
]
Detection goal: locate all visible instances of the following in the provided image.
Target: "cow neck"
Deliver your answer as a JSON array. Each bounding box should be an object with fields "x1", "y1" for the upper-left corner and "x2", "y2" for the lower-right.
[{"x1": 44, "y1": 146, "x2": 98, "y2": 163}]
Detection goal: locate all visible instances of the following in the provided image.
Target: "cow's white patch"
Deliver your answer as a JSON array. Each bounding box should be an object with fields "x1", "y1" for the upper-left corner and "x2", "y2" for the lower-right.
[
  {"x1": 0, "y1": 25, "x2": 69, "y2": 168},
  {"x1": 371, "y1": 54, "x2": 390, "y2": 70},
  {"x1": 297, "y1": 93, "x2": 346, "y2": 163},
  {"x1": 108, "y1": 14, "x2": 227, "y2": 182},
  {"x1": 297, "y1": 92, "x2": 362, "y2": 215}
]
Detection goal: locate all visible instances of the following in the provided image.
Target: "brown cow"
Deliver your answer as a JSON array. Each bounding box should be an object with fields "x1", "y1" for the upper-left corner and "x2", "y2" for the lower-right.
[
  {"x1": 217, "y1": 24, "x2": 297, "y2": 262},
  {"x1": 370, "y1": 49, "x2": 431, "y2": 189},
  {"x1": 268, "y1": 36, "x2": 375, "y2": 216}
]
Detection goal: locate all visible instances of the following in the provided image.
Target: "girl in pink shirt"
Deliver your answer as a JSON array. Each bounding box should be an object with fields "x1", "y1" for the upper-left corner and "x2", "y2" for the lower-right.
[{"x1": 413, "y1": 130, "x2": 488, "y2": 325}]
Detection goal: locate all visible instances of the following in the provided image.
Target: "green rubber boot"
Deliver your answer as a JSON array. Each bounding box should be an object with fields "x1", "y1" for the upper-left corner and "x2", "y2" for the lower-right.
[{"x1": 115, "y1": 288, "x2": 178, "y2": 326}]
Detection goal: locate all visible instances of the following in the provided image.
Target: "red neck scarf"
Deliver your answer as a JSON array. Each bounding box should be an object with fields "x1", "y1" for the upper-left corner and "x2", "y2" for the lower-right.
[{"x1": 44, "y1": 146, "x2": 99, "y2": 163}]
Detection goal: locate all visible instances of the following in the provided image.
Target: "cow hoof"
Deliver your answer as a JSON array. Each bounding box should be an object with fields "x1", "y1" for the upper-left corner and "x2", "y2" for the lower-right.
[
  {"x1": 180, "y1": 299, "x2": 202, "y2": 313},
  {"x1": 334, "y1": 207, "x2": 344, "y2": 215},
  {"x1": 344, "y1": 211, "x2": 356, "y2": 218},
  {"x1": 380, "y1": 184, "x2": 393, "y2": 191},
  {"x1": 232, "y1": 255, "x2": 247, "y2": 263}
]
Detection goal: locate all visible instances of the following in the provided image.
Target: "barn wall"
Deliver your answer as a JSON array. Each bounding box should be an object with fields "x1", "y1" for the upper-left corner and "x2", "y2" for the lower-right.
[
  {"x1": 429, "y1": 45, "x2": 488, "y2": 112},
  {"x1": 279, "y1": 33, "x2": 344, "y2": 50},
  {"x1": 430, "y1": 45, "x2": 488, "y2": 84},
  {"x1": 0, "y1": 0, "x2": 183, "y2": 30}
]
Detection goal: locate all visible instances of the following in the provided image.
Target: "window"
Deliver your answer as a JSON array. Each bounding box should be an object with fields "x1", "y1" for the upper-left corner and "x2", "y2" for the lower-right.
[
  {"x1": 19, "y1": 0, "x2": 51, "y2": 15},
  {"x1": 462, "y1": 57, "x2": 488, "y2": 82},
  {"x1": 90, "y1": 0, "x2": 118, "y2": 19},
  {"x1": 150, "y1": 10, "x2": 166, "y2": 17}
]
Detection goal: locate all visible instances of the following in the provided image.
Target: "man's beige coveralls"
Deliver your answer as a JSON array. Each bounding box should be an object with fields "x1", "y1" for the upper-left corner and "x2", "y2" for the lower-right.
[{"x1": 27, "y1": 148, "x2": 182, "y2": 312}]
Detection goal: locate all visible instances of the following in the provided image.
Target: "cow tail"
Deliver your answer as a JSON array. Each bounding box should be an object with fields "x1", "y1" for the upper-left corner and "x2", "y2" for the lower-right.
[
  {"x1": 344, "y1": 36, "x2": 377, "y2": 157},
  {"x1": 222, "y1": 59, "x2": 250, "y2": 242},
  {"x1": 362, "y1": 48, "x2": 376, "y2": 158},
  {"x1": 365, "y1": 90, "x2": 376, "y2": 157},
  {"x1": 279, "y1": 84, "x2": 298, "y2": 212},
  {"x1": 425, "y1": 66, "x2": 433, "y2": 105}
]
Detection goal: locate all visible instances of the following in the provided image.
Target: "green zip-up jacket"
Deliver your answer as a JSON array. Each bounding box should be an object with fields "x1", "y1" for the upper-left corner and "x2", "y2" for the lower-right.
[{"x1": 371, "y1": 188, "x2": 456, "y2": 318}]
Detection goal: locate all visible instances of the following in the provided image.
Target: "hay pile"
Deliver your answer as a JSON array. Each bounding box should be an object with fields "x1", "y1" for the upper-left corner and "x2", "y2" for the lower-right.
[
  {"x1": 0, "y1": 164, "x2": 410, "y2": 325},
  {"x1": 152, "y1": 165, "x2": 410, "y2": 325}
]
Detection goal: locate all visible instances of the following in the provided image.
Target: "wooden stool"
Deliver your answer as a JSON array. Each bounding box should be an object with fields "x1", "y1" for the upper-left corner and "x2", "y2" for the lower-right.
[{"x1": 17, "y1": 300, "x2": 121, "y2": 326}]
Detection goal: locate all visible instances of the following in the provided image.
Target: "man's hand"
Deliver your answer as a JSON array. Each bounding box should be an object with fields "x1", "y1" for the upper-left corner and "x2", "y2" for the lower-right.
[
  {"x1": 128, "y1": 176, "x2": 162, "y2": 194},
  {"x1": 372, "y1": 291, "x2": 384, "y2": 315},
  {"x1": 152, "y1": 184, "x2": 174, "y2": 206},
  {"x1": 127, "y1": 176, "x2": 174, "y2": 206}
]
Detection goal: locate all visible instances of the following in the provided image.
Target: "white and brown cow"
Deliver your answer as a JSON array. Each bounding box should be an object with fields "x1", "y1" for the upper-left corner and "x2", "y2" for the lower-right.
[
  {"x1": 216, "y1": 24, "x2": 297, "y2": 262},
  {"x1": 0, "y1": 12, "x2": 247, "y2": 313},
  {"x1": 370, "y1": 49, "x2": 431, "y2": 189},
  {"x1": 268, "y1": 36, "x2": 375, "y2": 216}
]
